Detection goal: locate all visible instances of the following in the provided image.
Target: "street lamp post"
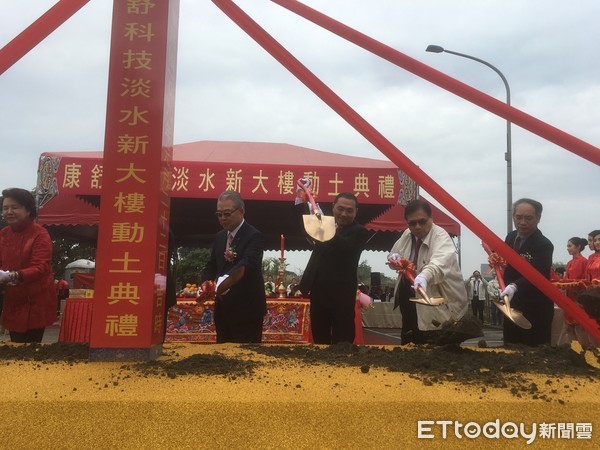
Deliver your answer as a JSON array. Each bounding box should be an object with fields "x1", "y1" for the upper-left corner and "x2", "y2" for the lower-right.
[{"x1": 426, "y1": 45, "x2": 513, "y2": 234}]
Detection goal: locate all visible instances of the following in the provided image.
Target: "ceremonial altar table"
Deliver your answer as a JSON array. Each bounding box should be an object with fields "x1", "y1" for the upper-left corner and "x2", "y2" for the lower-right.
[
  {"x1": 58, "y1": 297, "x2": 94, "y2": 343},
  {"x1": 361, "y1": 302, "x2": 402, "y2": 328},
  {"x1": 166, "y1": 298, "x2": 312, "y2": 343}
]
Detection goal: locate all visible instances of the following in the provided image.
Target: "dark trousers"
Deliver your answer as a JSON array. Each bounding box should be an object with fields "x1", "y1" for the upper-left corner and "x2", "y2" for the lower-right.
[
  {"x1": 395, "y1": 278, "x2": 427, "y2": 344},
  {"x1": 214, "y1": 306, "x2": 263, "y2": 344},
  {"x1": 309, "y1": 292, "x2": 355, "y2": 345},
  {"x1": 472, "y1": 297, "x2": 485, "y2": 322},
  {"x1": 503, "y1": 304, "x2": 554, "y2": 346},
  {"x1": 10, "y1": 328, "x2": 45, "y2": 343}
]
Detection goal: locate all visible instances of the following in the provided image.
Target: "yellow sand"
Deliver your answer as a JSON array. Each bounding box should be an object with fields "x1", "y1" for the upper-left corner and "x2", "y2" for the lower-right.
[{"x1": 1, "y1": 343, "x2": 598, "y2": 449}]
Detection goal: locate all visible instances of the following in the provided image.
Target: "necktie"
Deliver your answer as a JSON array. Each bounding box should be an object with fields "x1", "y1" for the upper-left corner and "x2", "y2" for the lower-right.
[
  {"x1": 410, "y1": 237, "x2": 422, "y2": 264},
  {"x1": 474, "y1": 280, "x2": 479, "y2": 296},
  {"x1": 514, "y1": 236, "x2": 522, "y2": 251},
  {"x1": 226, "y1": 232, "x2": 233, "y2": 250}
]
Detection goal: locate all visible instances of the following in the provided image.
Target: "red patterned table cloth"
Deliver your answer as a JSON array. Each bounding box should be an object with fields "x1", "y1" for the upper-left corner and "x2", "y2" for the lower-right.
[{"x1": 165, "y1": 298, "x2": 311, "y2": 343}]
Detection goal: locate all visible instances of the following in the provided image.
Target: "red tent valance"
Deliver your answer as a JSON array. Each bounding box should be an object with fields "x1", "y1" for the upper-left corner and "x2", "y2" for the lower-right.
[
  {"x1": 36, "y1": 141, "x2": 460, "y2": 249},
  {"x1": 366, "y1": 198, "x2": 460, "y2": 236}
]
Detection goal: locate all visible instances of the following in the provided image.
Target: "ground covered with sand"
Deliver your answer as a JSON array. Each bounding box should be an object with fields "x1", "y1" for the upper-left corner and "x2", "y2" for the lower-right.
[{"x1": 1, "y1": 341, "x2": 598, "y2": 448}]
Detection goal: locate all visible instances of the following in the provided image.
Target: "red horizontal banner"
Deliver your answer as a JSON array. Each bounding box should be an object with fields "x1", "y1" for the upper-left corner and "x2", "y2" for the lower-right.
[{"x1": 42, "y1": 154, "x2": 409, "y2": 204}]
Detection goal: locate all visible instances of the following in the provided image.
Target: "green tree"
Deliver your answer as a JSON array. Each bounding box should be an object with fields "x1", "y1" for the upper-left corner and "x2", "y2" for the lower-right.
[
  {"x1": 51, "y1": 238, "x2": 96, "y2": 279},
  {"x1": 357, "y1": 259, "x2": 372, "y2": 286},
  {"x1": 262, "y1": 257, "x2": 280, "y2": 281},
  {"x1": 174, "y1": 247, "x2": 210, "y2": 291},
  {"x1": 380, "y1": 273, "x2": 397, "y2": 288}
]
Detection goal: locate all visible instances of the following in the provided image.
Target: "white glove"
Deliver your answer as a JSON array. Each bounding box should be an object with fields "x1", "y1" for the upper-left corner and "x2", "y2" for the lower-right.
[
  {"x1": 500, "y1": 284, "x2": 517, "y2": 302},
  {"x1": 0, "y1": 270, "x2": 10, "y2": 284},
  {"x1": 387, "y1": 253, "x2": 401, "y2": 263},
  {"x1": 216, "y1": 274, "x2": 230, "y2": 296},
  {"x1": 295, "y1": 178, "x2": 312, "y2": 205},
  {"x1": 298, "y1": 177, "x2": 312, "y2": 190},
  {"x1": 413, "y1": 274, "x2": 427, "y2": 292}
]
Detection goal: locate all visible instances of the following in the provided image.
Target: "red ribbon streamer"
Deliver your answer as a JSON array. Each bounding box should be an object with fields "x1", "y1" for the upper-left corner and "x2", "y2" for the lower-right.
[
  {"x1": 198, "y1": 280, "x2": 216, "y2": 302},
  {"x1": 482, "y1": 242, "x2": 509, "y2": 292},
  {"x1": 387, "y1": 257, "x2": 416, "y2": 284}
]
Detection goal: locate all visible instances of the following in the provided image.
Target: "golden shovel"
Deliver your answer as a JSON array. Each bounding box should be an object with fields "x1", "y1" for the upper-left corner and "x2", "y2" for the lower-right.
[
  {"x1": 409, "y1": 286, "x2": 447, "y2": 306},
  {"x1": 481, "y1": 241, "x2": 532, "y2": 329},
  {"x1": 493, "y1": 295, "x2": 532, "y2": 329},
  {"x1": 387, "y1": 255, "x2": 447, "y2": 307},
  {"x1": 297, "y1": 179, "x2": 335, "y2": 242}
]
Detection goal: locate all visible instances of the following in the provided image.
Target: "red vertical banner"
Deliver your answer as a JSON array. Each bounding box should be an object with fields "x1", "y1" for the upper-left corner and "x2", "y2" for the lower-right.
[{"x1": 90, "y1": 0, "x2": 179, "y2": 360}]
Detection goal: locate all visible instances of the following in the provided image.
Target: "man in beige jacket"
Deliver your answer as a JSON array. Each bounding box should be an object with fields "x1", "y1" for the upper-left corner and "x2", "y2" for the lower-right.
[{"x1": 390, "y1": 199, "x2": 468, "y2": 344}]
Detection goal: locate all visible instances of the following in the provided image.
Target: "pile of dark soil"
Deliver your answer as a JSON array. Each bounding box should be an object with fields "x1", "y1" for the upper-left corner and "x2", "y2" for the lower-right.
[
  {"x1": 1, "y1": 340, "x2": 597, "y2": 402},
  {"x1": 243, "y1": 342, "x2": 599, "y2": 401},
  {"x1": 136, "y1": 352, "x2": 259, "y2": 380},
  {"x1": 578, "y1": 289, "x2": 600, "y2": 322},
  {"x1": 0, "y1": 342, "x2": 89, "y2": 363}
]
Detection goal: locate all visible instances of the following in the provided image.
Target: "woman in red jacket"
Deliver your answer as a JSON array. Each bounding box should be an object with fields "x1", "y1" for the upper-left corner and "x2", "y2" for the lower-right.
[
  {"x1": 586, "y1": 231, "x2": 600, "y2": 281},
  {"x1": 565, "y1": 237, "x2": 588, "y2": 280},
  {"x1": 0, "y1": 188, "x2": 56, "y2": 343}
]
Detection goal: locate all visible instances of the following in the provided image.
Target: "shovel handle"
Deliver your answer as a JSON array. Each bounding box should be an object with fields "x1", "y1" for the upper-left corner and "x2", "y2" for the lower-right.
[
  {"x1": 481, "y1": 241, "x2": 507, "y2": 291},
  {"x1": 416, "y1": 286, "x2": 433, "y2": 305},
  {"x1": 398, "y1": 265, "x2": 415, "y2": 284},
  {"x1": 297, "y1": 178, "x2": 320, "y2": 217},
  {"x1": 404, "y1": 270, "x2": 431, "y2": 304}
]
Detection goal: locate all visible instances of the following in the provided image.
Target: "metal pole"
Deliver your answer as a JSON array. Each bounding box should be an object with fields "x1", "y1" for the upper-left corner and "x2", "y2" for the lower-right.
[{"x1": 428, "y1": 47, "x2": 513, "y2": 234}]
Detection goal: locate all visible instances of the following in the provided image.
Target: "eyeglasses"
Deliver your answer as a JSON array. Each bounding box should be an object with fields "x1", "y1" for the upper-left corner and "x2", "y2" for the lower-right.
[
  {"x1": 215, "y1": 209, "x2": 238, "y2": 218},
  {"x1": 513, "y1": 215, "x2": 536, "y2": 223},
  {"x1": 407, "y1": 218, "x2": 429, "y2": 227}
]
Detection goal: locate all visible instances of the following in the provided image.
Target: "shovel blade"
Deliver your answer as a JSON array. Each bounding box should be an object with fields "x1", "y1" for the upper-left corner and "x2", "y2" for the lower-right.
[
  {"x1": 410, "y1": 296, "x2": 447, "y2": 306},
  {"x1": 302, "y1": 214, "x2": 336, "y2": 242},
  {"x1": 409, "y1": 286, "x2": 447, "y2": 306},
  {"x1": 492, "y1": 300, "x2": 532, "y2": 329}
]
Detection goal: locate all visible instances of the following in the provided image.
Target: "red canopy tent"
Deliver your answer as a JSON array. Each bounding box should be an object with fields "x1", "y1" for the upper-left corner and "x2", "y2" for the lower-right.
[
  {"x1": 36, "y1": 140, "x2": 460, "y2": 250},
  {"x1": 366, "y1": 200, "x2": 460, "y2": 235},
  {"x1": 362, "y1": 198, "x2": 461, "y2": 252}
]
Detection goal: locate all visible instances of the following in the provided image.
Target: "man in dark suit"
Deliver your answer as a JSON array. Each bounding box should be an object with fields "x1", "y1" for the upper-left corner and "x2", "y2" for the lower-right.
[
  {"x1": 298, "y1": 192, "x2": 369, "y2": 344},
  {"x1": 501, "y1": 198, "x2": 554, "y2": 346},
  {"x1": 201, "y1": 191, "x2": 267, "y2": 343}
]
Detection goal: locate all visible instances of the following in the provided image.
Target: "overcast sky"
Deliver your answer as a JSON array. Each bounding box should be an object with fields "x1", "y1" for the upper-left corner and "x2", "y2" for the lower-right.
[{"x1": 1, "y1": 0, "x2": 599, "y2": 280}]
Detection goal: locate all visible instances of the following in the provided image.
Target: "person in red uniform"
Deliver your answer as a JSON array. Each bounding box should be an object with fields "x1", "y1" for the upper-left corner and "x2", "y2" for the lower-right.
[
  {"x1": 586, "y1": 230, "x2": 600, "y2": 281},
  {"x1": 55, "y1": 278, "x2": 70, "y2": 317},
  {"x1": 0, "y1": 188, "x2": 56, "y2": 343},
  {"x1": 565, "y1": 237, "x2": 588, "y2": 280}
]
